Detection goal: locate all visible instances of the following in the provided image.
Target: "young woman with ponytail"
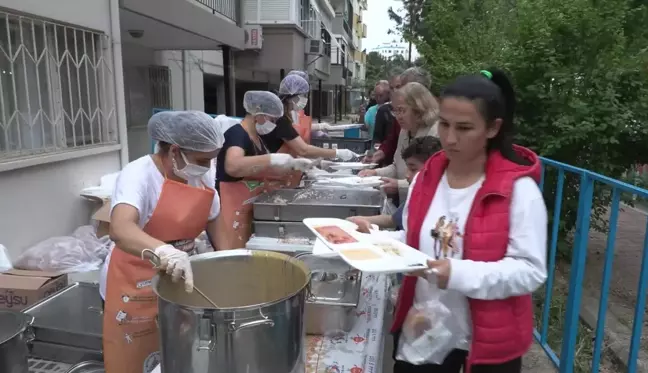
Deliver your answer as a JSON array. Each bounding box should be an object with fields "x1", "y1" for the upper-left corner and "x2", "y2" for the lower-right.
[{"x1": 391, "y1": 69, "x2": 548, "y2": 373}]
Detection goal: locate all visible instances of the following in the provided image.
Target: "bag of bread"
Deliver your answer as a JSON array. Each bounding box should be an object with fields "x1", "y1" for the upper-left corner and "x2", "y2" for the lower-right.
[{"x1": 396, "y1": 294, "x2": 454, "y2": 365}]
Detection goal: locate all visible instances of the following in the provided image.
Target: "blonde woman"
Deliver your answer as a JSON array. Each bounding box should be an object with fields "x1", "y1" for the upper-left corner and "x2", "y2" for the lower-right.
[{"x1": 360, "y1": 82, "x2": 439, "y2": 201}]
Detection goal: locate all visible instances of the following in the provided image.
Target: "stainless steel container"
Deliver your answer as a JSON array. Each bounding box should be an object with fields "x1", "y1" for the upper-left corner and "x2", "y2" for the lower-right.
[
  {"x1": 24, "y1": 283, "x2": 103, "y2": 354},
  {"x1": 253, "y1": 221, "x2": 315, "y2": 240},
  {"x1": 0, "y1": 310, "x2": 35, "y2": 373},
  {"x1": 253, "y1": 189, "x2": 382, "y2": 222},
  {"x1": 153, "y1": 249, "x2": 310, "y2": 373},
  {"x1": 296, "y1": 254, "x2": 361, "y2": 335}
]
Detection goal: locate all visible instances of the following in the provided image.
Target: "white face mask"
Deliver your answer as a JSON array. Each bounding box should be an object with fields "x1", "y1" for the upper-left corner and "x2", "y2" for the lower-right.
[
  {"x1": 256, "y1": 120, "x2": 277, "y2": 135},
  {"x1": 295, "y1": 96, "x2": 308, "y2": 111},
  {"x1": 172, "y1": 151, "x2": 210, "y2": 180}
]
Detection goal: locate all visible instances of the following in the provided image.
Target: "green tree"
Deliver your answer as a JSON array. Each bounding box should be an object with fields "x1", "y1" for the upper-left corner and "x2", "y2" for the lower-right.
[
  {"x1": 365, "y1": 51, "x2": 410, "y2": 91},
  {"x1": 399, "y1": 0, "x2": 648, "y2": 248}
]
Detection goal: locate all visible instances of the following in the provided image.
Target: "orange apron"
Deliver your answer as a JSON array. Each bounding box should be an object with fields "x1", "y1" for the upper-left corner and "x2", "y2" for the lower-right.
[
  {"x1": 103, "y1": 177, "x2": 215, "y2": 373},
  {"x1": 214, "y1": 117, "x2": 313, "y2": 251},
  {"x1": 275, "y1": 110, "x2": 313, "y2": 189}
]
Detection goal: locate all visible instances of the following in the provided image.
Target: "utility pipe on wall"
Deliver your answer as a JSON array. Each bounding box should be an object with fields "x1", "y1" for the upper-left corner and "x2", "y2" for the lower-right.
[{"x1": 109, "y1": 0, "x2": 129, "y2": 167}]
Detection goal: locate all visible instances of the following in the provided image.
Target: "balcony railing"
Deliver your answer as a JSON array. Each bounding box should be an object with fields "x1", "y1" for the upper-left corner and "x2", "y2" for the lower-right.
[
  {"x1": 301, "y1": 5, "x2": 321, "y2": 39},
  {"x1": 194, "y1": 0, "x2": 238, "y2": 22},
  {"x1": 535, "y1": 157, "x2": 648, "y2": 373}
]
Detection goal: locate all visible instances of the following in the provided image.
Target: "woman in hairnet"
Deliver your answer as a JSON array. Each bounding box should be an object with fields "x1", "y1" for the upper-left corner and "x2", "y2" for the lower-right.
[
  {"x1": 215, "y1": 90, "x2": 311, "y2": 250},
  {"x1": 260, "y1": 74, "x2": 356, "y2": 160},
  {"x1": 285, "y1": 70, "x2": 338, "y2": 133},
  {"x1": 102, "y1": 111, "x2": 224, "y2": 373}
]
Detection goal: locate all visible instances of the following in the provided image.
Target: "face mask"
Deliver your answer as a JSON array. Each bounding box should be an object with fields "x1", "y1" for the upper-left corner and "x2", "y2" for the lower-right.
[
  {"x1": 255, "y1": 120, "x2": 277, "y2": 135},
  {"x1": 295, "y1": 96, "x2": 308, "y2": 111},
  {"x1": 172, "y1": 151, "x2": 210, "y2": 180}
]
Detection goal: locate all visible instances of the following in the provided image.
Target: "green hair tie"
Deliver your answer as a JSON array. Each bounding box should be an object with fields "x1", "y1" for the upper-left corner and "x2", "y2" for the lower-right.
[{"x1": 480, "y1": 70, "x2": 493, "y2": 79}]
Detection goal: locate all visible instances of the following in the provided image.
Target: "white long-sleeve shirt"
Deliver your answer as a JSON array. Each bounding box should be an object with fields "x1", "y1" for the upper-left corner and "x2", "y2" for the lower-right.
[{"x1": 397, "y1": 172, "x2": 548, "y2": 363}]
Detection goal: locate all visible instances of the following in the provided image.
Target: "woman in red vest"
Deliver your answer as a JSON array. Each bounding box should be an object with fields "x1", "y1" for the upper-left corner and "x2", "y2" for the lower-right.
[{"x1": 391, "y1": 69, "x2": 548, "y2": 373}]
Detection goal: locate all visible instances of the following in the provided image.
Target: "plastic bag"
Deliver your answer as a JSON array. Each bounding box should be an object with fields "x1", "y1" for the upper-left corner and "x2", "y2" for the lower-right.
[
  {"x1": 14, "y1": 225, "x2": 113, "y2": 274},
  {"x1": 397, "y1": 293, "x2": 454, "y2": 365},
  {"x1": 0, "y1": 245, "x2": 12, "y2": 272},
  {"x1": 381, "y1": 195, "x2": 398, "y2": 216}
]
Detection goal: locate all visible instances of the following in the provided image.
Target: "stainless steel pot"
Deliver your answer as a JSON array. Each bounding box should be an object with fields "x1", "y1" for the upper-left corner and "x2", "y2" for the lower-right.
[
  {"x1": 153, "y1": 249, "x2": 310, "y2": 373},
  {"x1": 0, "y1": 310, "x2": 35, "y2": 373},
  {"x1": 296, "y1": 253, "x2": 361, "y2": 335}
]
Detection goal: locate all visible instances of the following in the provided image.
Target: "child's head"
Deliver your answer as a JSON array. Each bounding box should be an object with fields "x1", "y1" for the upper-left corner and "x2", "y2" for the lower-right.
[{"x1": 401, "y1": 136, "x2": 442, "y2": 182}]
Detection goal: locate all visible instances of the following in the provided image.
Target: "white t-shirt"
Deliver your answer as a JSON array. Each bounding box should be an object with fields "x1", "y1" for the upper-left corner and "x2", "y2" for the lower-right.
[
  {"x1": 396, "y1": 172, "x2": 548, "y2": 363},
  {"x1": 99, "y1": 155, "x2": 221, "y2": 299}
]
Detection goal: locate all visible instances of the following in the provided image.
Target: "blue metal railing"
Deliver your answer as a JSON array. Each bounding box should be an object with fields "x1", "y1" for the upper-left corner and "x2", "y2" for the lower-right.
[
  {"x1": 150, "y1": 108, "x2": 242, "y2": 153},
  {"x1": 536, "y1": 157, "x2": 648, "y2": 373}
]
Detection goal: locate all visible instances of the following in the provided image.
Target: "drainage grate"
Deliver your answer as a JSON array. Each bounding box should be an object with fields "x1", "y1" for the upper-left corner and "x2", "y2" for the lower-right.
[{"x1": 29, "y1": 358, "x2": 71, "y2": 373}]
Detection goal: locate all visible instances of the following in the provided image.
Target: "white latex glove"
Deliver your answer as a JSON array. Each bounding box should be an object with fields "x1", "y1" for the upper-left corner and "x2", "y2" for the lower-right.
[
  {"x1": 292, "y1": 158, "x2": 314, "y2": 171},
  {"x1": 311, "y1": 122, "x2": 332, "y2": 131},
  {"x1": 336, "y1": 149, "x2": 358, "y2": 161},
  {"x1": 269, "y1": 153, "x2": 296, "y2": 169},
  {"x1": 153, "y1": 244, "x2": 194, "y2": 293}
]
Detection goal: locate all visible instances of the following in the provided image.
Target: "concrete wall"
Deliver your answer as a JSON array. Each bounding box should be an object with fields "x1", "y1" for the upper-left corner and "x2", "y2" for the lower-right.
[
  {"x1": 0, "y1": 0, "x2": 123, "y2": 259},
  {"x1": 235, "y1": 27, "x2": 306, "y2": 85},
  {"x1": 122, "y1": 46, "x2": 228, "y2": 161}
]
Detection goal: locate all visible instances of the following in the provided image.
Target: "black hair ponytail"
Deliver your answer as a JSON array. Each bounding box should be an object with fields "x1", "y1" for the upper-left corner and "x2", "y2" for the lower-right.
[{"x1": 441, "y1": 68, "x2": 531, "y2": 165}]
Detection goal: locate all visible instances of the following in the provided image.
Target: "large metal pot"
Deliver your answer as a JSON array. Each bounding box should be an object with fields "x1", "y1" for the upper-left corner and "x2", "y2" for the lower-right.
[
  {"x1": 153, "y1": 249, "x2": 310, "y2": 373},
  {"x1": 0, "y1": 310, "x2": 35, "y2": 373}
]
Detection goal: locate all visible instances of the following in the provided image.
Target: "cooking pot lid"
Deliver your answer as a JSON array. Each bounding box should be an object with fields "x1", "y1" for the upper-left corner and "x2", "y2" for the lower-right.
[{"x1": 0, "y1": 309, "x2": 29, "y2": 344}]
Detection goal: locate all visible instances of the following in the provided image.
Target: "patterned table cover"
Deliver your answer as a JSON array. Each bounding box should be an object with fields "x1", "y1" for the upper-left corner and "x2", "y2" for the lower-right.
[{"x1": 305, "y1": 273, "x2": 390, "y2": 373}]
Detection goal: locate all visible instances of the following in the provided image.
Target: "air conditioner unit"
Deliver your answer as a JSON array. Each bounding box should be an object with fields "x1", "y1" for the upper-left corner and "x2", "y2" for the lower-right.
[
  {"x1": 243, "y1": 25, "x2": 263, "y2": 50},
  {"x1": 305, "y1": 39, "x2": 324, "y2": 55}
]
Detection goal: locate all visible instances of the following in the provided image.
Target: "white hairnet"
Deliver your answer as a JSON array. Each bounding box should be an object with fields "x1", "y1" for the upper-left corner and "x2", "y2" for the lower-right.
[
  {"x1": 243, "y1": 91, "x2": 284, "y2": 117},
  {"x1": 279, "y1": 75, "x2": 310, "y2": 96},
  {"x1": 287, "y1": 70, "x2": 309, "y2": 81},
  {"x1": 148, "y1": 110, "x2": 224, "y2": 152}
]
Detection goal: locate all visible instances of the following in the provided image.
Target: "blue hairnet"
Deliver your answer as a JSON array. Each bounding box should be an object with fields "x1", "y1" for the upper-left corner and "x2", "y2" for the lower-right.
[
  {"x1": 279, "y1": 75, "x2": 310, "y2": 96},
  {"x1": 148, "y1": 111, "x2": 224, "y2": 152},
  {"x1": 287, "y1": 70, "x2": 309, "y2": 81},
  {"x1": 243, "y1": 91, "x2": 284, "y2": 117}
]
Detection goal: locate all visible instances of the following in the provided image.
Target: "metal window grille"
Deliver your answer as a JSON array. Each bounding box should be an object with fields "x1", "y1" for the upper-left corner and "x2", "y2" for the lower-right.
[
  {"x1": 0, "y1": 10, "x2": 117, "y2": 160},
  {"x1": 148, "y1": 65, "x2": 171, "y2": 109}
]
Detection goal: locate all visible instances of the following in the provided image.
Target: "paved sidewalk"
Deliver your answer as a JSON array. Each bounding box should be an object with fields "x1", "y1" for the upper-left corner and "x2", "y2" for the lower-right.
[{"x1": 581, "y1": 204, "x2": 648, "y2": 351}]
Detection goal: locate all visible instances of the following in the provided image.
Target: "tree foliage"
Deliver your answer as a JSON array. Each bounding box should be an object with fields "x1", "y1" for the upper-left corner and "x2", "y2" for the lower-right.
[
  {"x1": 365, "y1": 52, "x2": 411, "y2": 91},
  {"x1": 394, "y1": 0, "x2": 648, "y2": 250}
]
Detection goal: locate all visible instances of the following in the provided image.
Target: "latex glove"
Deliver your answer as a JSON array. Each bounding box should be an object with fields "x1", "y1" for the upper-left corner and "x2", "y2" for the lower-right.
[
  {"x1": 336, "y1": 149, "x2": 358, "y2": 161},
  {"x1": 292, "y1": 157, "x2": 314, "y2": 171},
  {"x1": 269, "y1": 153, "x2": 296, "y2": 169},
  {"x1": 311, "y1": 122, "x2": 332, "y2": 131},
  {"x1": 153, "y1": 244, "x2": 194, "y2": 293}
]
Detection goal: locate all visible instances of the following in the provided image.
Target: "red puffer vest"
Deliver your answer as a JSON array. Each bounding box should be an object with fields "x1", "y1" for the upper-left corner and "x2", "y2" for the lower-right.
[{"x1": 391, "y1": 145, "x2": 541, "y2": 368}]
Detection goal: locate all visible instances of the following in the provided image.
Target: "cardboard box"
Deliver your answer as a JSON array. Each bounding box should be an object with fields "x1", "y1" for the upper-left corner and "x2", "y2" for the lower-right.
[
  {"x1": 0, "y1": 269, "x2": 68, "y2": 310},
  {"x1": 92, "y1": 198, "x2": 111, "y2": 238}
]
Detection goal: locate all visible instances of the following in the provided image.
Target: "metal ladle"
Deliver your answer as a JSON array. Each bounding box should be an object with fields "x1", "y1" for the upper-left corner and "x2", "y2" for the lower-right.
[{"x1": 141, "y1": 248, "x2": 219, "y2": 308}]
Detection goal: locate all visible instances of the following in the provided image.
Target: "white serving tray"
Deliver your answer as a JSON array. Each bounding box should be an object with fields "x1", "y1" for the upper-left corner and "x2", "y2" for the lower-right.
[
  {"x1": 303, "y1": 218, "x2": 431, "y2": 273},
  {"x1": 329, "y1": 162, "x2": 378, "y2": 171},
  {"x1": 329, "y1": 176, "x2": 383, "y2": 188}
]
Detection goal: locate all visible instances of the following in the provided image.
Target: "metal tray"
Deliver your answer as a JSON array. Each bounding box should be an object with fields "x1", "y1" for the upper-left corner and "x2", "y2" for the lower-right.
[
  {"x1": 29, "y1": 341, "x2": 102, "y2": 364},
  {"x1": 24, "y1": 283, "x2": 103, "y2": 351},
  {"x1": 297, "y1": 254, "x2": 361, "y2": 335},
  {"x1": 253, "y1": 189, "x2": 382, "y2": 222},
  {"x1": 253, "y1": 221, "x2": 315, "y2": 239}
]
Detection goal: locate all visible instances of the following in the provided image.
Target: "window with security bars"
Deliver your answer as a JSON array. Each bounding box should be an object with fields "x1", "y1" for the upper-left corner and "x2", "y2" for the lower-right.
[{"x1": 0, "y1": 11, "x2": 117, "y2": 160}]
